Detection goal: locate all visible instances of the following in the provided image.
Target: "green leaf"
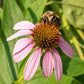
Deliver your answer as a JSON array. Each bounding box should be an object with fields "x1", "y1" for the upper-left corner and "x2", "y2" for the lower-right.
[
  {"x1": 20, "y1": 0, "x2": 36, "y2": 9},
  {"x1": 62, "y1": 0, "x2": 84, "y2": 29},
  {"x1": 24, "y1": 70, "x2": 81, "y2": 84},
  {"x1": 62, "y1": 55, "x2": 84, "y2": 77},
  {"x1": 48, "y1": 0, "x2": 62, "y2": 14},
  {"x1": 0, "y1": 0, "x2": 23, "y2": 83},
  {"x1": 24, "y1": 0, "x2": 47, "y2": 23},
  {"x1": 0, "y1": 38, "x2": 13, "y2": 84},
  {"x1": 66, "y1": 57, "x2": 84, "y2": 76}
]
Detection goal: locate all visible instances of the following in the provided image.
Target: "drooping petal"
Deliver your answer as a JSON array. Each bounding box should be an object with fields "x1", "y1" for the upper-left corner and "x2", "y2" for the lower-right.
[
  {"x1": 43, "y1": 50, "x2": 53, "y2": 78},
  {"x1": 58, "y1": 36, "x2": 74, "y2": 58},
  {"x1": 13, "y1": 43, "x2": 35, "y2": 62},
  {"x1": 52, "y1": 48, "x2": 62, "y2": 81},
  {"x1": 13, "y1": 38, "x2": 33, "y2": 55},
  {"x1": 7, "y1": 30, "x2": 33, "y2": 41},
  {"x1": 13, "y1": 21, "x2": 35, "y2": 30},
  {"x1": 24, "y1": 48, "x2": 41, "y2": 81}
]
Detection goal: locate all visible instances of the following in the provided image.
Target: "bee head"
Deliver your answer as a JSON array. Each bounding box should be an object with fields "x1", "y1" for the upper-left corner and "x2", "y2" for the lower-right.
[
  {"x1": 41, "y1": 17, "x2": 48, "y2": 23},
  {"x1": 41, "y1": 17, "x2": 47, "y2": 23}
]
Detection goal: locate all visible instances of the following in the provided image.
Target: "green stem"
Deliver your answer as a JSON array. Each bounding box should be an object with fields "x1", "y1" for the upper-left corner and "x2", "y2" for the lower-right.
[
  {"x1": 46, "y1": 1, "x2": 84, "y2": 9},
  {"x1": 18, "y1": 75, "x2": 24, "y2": 83}
]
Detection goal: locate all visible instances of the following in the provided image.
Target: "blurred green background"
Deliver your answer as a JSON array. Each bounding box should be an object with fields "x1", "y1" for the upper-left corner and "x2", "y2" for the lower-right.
[{"x1": 0, "y1": 0, "x2": 84, "y2": 84}]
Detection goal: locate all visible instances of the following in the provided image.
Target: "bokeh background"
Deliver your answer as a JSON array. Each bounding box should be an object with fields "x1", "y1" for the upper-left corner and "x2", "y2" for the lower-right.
[{"x1": 0, "y1": 0, "x2": 84, "y2": 84}]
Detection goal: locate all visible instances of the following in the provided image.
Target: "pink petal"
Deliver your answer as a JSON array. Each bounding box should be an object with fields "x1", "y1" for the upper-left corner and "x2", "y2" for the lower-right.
[
  {"x1": 13, "y1": 21, "x2": 35, "y2": 30},
  {"x1": 13, "y1": 38, "x2": 33, "y2": 55},
  {"x1": 7, "y1": 30, "x2": 33, "y2": 41},
  {"x1": 58, "y1": 36, "x2": 74, "y2": 58},
  {"x1": 52, "y1": 48, "x2": 62, "y2": 81},
  {"x1": 24, "y1": 48, "x2": 41, "y2": 81},
  {"x1": 43, "y1": 50, "x2": 53, "y2": 78},
  {"x1": 13, "y1": 43, "x2": 35, "y2": 62},
  {"x1": 59, "y1": 31, "x2": 61, "y2": 35}
]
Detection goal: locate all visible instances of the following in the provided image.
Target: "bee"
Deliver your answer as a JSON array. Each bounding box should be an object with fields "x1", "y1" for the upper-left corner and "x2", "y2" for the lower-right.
[{"x1": 41, "y1": 11, "x2": 61, "y2": 27}]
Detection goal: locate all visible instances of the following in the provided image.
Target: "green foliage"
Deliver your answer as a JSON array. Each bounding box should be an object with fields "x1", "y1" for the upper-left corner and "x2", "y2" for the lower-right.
[
  {"x1": 0, "y1": 0, "x2": 84, "y2": 84},
  {"x1": 12, "y1": 70, "x2": 82, "y2": 84},
  {"x1": 67, "y1": 57, "x2": 84, "y2": 76},
  {"x1": 62, "y1": 56, "x2": 84, "y2": 76},
  {"x1": 0, "y1": 0, "x2": 23, "y2": 83},
  {"x1": 63, "y1": 0, "x2": 84, "y2": 29},
  {"x1": 25, "y1": 71, "x2": 82, "y2": 84},
  {"x1": 23, "y1": 0, "x2": 47, "y2": 23}
]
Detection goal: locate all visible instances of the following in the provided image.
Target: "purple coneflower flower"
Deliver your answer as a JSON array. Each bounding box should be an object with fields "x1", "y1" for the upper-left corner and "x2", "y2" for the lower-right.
[{"x1": 7, "y1": 21, "x2": 73, "y2": 81}]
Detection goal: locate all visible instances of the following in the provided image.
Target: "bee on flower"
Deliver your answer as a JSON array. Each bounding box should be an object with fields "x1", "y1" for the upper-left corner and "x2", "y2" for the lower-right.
[
  {"x1": 7, "y1": 11, "x2": 73, "y2": 82},
  {"x1": 42, "y1": 11, "x2": 61, "y2": 27}
]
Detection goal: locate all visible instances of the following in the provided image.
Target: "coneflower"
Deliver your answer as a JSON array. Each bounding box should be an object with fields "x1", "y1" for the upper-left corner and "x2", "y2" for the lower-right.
[{"x1": 7, "y1": 21, "x2": 74, "y2": 81}]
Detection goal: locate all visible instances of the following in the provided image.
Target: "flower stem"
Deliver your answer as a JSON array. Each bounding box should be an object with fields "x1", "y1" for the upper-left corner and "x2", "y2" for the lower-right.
[
  {"x1": 18, "y1": 75, "x2": 24, "y2": 83},
  {"x1": 46, "y1": 1, "x2": 84, "y2": 9}
]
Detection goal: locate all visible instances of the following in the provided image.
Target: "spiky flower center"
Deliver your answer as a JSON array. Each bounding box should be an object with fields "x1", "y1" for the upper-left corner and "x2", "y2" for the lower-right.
[{"x1": 32, "y1": 23, "x2": 60, "y2": 49}]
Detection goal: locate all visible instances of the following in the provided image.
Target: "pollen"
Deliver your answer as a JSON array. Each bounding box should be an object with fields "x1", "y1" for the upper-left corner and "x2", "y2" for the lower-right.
[{"x1": 32, "y1": 22, "x2": 60, "y2": 49}]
